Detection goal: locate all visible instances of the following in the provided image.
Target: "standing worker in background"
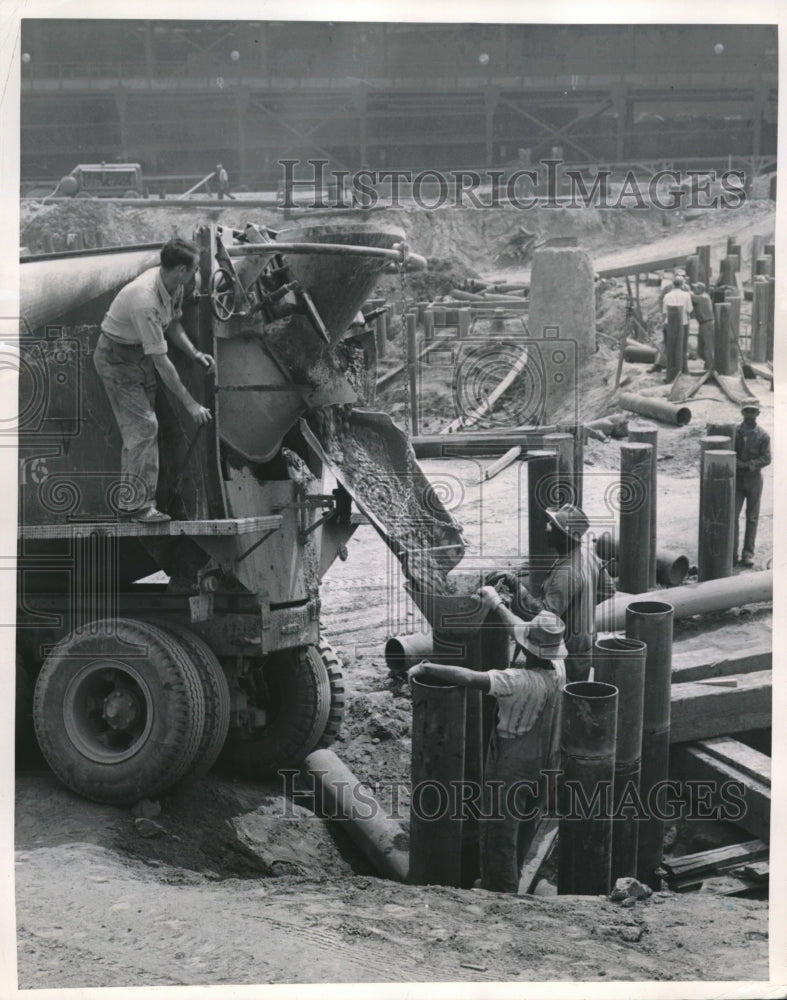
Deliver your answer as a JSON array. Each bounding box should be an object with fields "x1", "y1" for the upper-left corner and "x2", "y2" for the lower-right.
[
  {"x1": 93, "y1": 237, "x2": 215, "y2": 523},
  {"x1": 408, "y1": 596, "x2": 567, "y2": 894},
  {"x1": 734, "y1": 402, "x2": 771, "y2": 568},
  {"x1": 653, "y1": 275, "x2": 694, "y2": 373},
  {"x1": 216, "y1": 163, "x2": 235, "y2": 200},
  {"x1": 691, "y1": 281, "x2": 715, "y2": 370},
  {"x1": 488, "y1": 503, "x2": 615, "y2": 683}
]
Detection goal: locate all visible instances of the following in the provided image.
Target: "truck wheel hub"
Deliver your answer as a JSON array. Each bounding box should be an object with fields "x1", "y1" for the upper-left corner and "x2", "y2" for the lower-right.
[{"x1": 102, "y1": 690, "x2": 139, "y2": 730}]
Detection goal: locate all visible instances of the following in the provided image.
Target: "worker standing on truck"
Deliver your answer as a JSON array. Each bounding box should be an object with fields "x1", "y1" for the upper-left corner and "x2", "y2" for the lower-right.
[
  {"x1": 408, "y1": 596, "x2": 567, "y2": 895},
  {"x1": 734, "y1": 402, "x2": 771, "y2": 568},
  {"x1": 216, "y1": 163, "x2": 235, "y2": 200},
  {"x1": 487, "y1": 503, "x2": 615, "y2": 683},
  {"x1": 93, "y1": 237, "x2": 215, "y2": 523}
]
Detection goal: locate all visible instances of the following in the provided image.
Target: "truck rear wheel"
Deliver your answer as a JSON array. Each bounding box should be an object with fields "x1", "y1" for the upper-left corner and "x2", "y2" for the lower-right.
[
  {"x1": 221, "y1": 644, "x2": 332, "y2": 778},
  {"x1": 32, "y1": 618, "x2": 205, "y2": 804},
  {"x1": 143, "y1": 619, "x2": 231, "y2": 776},
  {"x1": 315, "y1": 639, "x2": 345, "y2": 750}
]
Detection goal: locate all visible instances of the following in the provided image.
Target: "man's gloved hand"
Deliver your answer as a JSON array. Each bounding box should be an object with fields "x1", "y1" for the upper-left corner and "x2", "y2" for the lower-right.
[{"x1": 484, "y1": 571, "x2": 518, "y2": 591}]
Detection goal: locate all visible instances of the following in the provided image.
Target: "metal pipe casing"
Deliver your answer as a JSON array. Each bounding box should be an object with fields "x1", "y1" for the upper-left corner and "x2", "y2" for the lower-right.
[
  {"x1": 624, "y1": 344, "x2": 659, "y2": 364},
  {"x1": 698, "y1": 435, "x2": 732, "y2": 561},
  {"x1": 628, "y1": 424, "x2": 658, "y2": 588},
  {"x1": 302, "y1": 748, "x2": 409, "y2": 882},
  {"x1": 751, "y1": 279, "x2": 769, "y2": 363},
  {"x1": 665, "y1": 305, "x2": 686, "y2": 382},
  {"x1": 625, "y1": 600, "x2": 674, "y2": 889},
  {"x1": 595, "y1": 532, "x2": 689, "y2": 588},
  {"x1": 706, "y1": 422, "x2": 736, "y2": 443},
  {"x1": 714, "y1": 302, "x2": 735, "y2": 376},
  {"x1": 542, "y1": 433, "x2": 577, "y2": 506},
  {"x1": 557, "y1": 423, "x2": 584, "y2": 509},
  {"x1": 594, "y1": 637, "x2": 647, "y2": 880},
  {"x1": 696, "y1": 245, "x2": 711, "y2": 288},
  {"x1": 527, "y1": 449, "x2": 559, "y2": 592},
  {"x1": 596, "y1": 570, "x2": 772, "y2": 632},
  {"x1": 617, "y1": 393, "x2": 691, "y2": 427},
  {"x1": 409, "y1": 675, "x2": 467, "y2": 887},
  {"x1": 698, "y1": 450, "x2": 736, "y2": 582},
  {"x1": 385, "y1": 633, "x2": 433, "y2": 676},
  {"x1": 618, "y1": 443, "x2": 653, "y2": 596},
  {"x1": 558, "y1": 681, "x2": 618, "y2": 896}
]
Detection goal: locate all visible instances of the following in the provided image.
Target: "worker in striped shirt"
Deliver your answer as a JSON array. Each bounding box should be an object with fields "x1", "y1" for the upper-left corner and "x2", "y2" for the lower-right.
[{"x1": 408, "y1": 593, "x2": 567, "y2": 894}]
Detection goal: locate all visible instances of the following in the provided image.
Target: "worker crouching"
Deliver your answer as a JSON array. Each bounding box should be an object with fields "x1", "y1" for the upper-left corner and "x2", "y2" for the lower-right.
[{"x1": 408, "y1": 592, "x2": 566, "y2": 894}]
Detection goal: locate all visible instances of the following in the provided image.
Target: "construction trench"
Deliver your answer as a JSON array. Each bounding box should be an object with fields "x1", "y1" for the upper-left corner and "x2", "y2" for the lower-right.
[{"x1": 14, "y1": 195, "x2": 774, "y2": 985}]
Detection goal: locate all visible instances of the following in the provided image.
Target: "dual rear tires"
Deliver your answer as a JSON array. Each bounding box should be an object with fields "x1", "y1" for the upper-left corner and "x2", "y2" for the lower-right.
[{"x1": 31, "y1": 619, "x2": 344, "y2": 804}]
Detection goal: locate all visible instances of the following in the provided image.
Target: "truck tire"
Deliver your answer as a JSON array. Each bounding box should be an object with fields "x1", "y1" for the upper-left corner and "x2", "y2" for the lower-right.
[
  {"x1": 315, "y1": 639, "x2": 345, "y2": 749},
  {"x1": 220, "y1": 644, "x2": 331, "y2": 778},
  {"x1": 143, "y1": 619, "x2": 231, "y2": 776},
  {"x1": 32, "y1": 618, "x2": 205, "y2": 804}
]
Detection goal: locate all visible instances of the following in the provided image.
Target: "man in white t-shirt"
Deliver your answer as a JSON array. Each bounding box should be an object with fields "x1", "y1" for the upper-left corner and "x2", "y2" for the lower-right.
[
  {"x1": 653, "y1": 275, "x2": 694, "y2": 374},
  {"x1": 408, "y1": 592, "x2": 567, "y2": 894}
]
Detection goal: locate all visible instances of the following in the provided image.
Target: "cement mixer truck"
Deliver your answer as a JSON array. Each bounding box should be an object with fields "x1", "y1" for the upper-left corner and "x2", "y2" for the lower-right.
[{"x1": 16, "y1": 222, "x2": 465, "y2": 804}]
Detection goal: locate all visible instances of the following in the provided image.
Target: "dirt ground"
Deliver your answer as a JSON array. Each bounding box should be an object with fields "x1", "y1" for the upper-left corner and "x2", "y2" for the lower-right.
[{"x1": 13, "y1": 195, "x2": 778, "y2": 994}]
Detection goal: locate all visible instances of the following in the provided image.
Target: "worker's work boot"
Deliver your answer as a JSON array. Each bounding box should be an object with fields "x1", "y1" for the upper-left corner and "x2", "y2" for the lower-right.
[
  {"x1": 132, "y1": 507, "x2": 171, "y2": 524},
  {"x1": 739, "y1": 555, "x2": 754, "y2": 568}
]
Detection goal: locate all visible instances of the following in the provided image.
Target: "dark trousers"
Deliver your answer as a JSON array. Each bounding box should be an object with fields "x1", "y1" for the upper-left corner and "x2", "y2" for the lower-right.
[
  {"x1": 480, "y1": 731, "x2": 542, "y2": 894},
  {"x1": 93, "y1": 334, "x2": 159, "y2": 513},
  {"x1": 734, "y1": 472, "x2": 763, "y2": 560}
]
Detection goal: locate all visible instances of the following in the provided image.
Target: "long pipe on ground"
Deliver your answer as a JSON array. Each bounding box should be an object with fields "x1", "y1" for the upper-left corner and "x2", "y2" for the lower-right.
[
  {"x1": 594, "y1": 637, "x2": 647, "y2": 881},
  {"x1": 618, "y1": 443, "x2": 653, "y2": 596},
  {"x1": 698, "y1": 450, "x2": 736, "y2": 582},
  {"x1": 625, "y1": 601, "x2": 673, "y2": 890},
  {"x1": 558, "y1": 681, "x2": 618, "y2": 896},
  {"x1": 628, "y1": 424, "x2": 658, "y2": 588},
  {"x1": 302, "y1": 748, "x2": 409, "y2": 882},
  {"x1": 595, "y1": 570, "x2": 772, "y2": 632},
  {"x1": 409, "y1": 675, "x2": 467, "y2": 887},
  {"x1": 595, "y1": 533, "x2": 689, "y2": 588},
  {"x1": 617, "y1": 393, "x2": 691, "y2": 427}
]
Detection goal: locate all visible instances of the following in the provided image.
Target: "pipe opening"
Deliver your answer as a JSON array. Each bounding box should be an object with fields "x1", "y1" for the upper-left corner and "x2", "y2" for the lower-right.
[
  {"x1": 658, "y1": 555, "x2": 689, "y2": 587},
  {"x1": 595, "y1": 637, "x2": 647, "y2": 654},
  {"x1": 676, "y1": 407, "x2": 691, "y2": 426},
  {"x1": 627, "y1": 600, "x2": 674, "y2": 615},
  {"x1": 564, "y1": 681, "x2": 618, "y2": 699},
  {"x1": 411, "y1": 674, "x2": 460, "y2": 690}
]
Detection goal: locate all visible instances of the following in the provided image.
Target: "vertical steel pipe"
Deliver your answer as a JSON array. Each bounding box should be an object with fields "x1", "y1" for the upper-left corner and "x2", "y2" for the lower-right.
[
  {"x1": 594, "y1": 637, "x2": 647, "y2": 881},
  {"x1": 684, "y1": 254, "x2": 699, "y2": 285},
  {"x1": 558, "y1": 681, "x2": 618, "y2": 896},
  {"x1": 755, "y1": 255, "x2": 773, "y2": 278},
  {"x1": 618, "y1": 443, "x2": 653, "y2": 596},
  {"x1": 628, "y1": 423, "x2": 658, "y2": 588},
  {"x1": 705, "y1": 423, "x2": 735, "y2": 444},
  {"x1": 719, "y1": 255, "x2": 737, "y2": 287},
  {"x1": 714, "y1": 302, "x2": 735, "y2": 375},
  {"x1": 698, "y1": 435, "x2": 732, "y2": 562},
  {"x1": 406, "y1": 311, "x2": 419, "y2": 436},
  {"x1": 751, "y1": 278, "x2": 768, "y2": 363},
  {"x1": 750, "y1": 235, "x2": 766, "y2": 282},
  {"x1": 696, "y1": 245, "x2": 711, "y2": 288},
  {"x1": 409, "y1": 675, "x2": 467, "y2": 886},
  {"x1": 527, "y1": 449, "x2": 559, "y2": 592},
  {"x1": 698, "y1": 450, "x2": 736, "y2": 582},
  {"x1": 625, "y1": 600, "x2": 673, "y2": 889},
  {"x1": 557, "y1": 423, "x2": 584, "y2": 508},
  {"x1": 543, "y1": 432, "x2": 577, "y2": 506},
  {"x1": 765, "y1": 276, "x2": 775, "y2": 362},
  {"x1": 665, "y1": 305, "x2": 685, "y2": 382}
]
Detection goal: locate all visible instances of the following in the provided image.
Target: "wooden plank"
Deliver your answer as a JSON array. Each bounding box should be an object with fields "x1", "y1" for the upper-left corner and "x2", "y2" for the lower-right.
[
  {"x1": 661, "y1": 838, "x2": 767, "y2": 877},
  {"x1": 519, "y1": 818, "x2": 558, "y2": 895},
  {"x1": 671, "y1": 645, "x2": 772, "y2": 683},
  {"x1": 670, "y1": 744, "x2": 770, "y2": 842},
  {"x1": 696, "y1": 737, "x2": 771, "y2": 787},
  {"x1": 669, "y1": 670, "x2": 771, "y2": 743},
  {"x1": 596, "y1": 254, "x2": 690, "y2": 279},
  {"x1": 19, "y1": 515, "x2": 283, "y2": 540}
]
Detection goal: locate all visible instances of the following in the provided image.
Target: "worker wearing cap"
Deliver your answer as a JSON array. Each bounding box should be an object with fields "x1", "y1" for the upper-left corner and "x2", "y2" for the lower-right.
[
  {"x1": 408, "y1": 596, "x2": 567, "y2": 894},
  {"x1": 734, "y1": 402, "x2": 771, "y2": 568},
  {"x1": 489, "y1": 503, "x2": 615, "y2": 683},
  {"x1": 691, "y1": 281, "x2": 715, "y2": 369},
  {"x1": 94, "y1": 237, "x2": 215, "y2": 523}
]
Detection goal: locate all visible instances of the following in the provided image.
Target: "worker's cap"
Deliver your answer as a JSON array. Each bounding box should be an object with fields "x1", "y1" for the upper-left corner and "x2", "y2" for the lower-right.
[
  {"x1": 517, "y1": 611, "x2": 568, "y2": 660},
  {"x1": 741, "y1": 401, "x2": 760, "y2": 413},
  {"x1": 693, "y1": 281, "x2": 706, "y2": 292},
  {"x1": 546, "y1": 503, "x2": 590, "y2": 541}
]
